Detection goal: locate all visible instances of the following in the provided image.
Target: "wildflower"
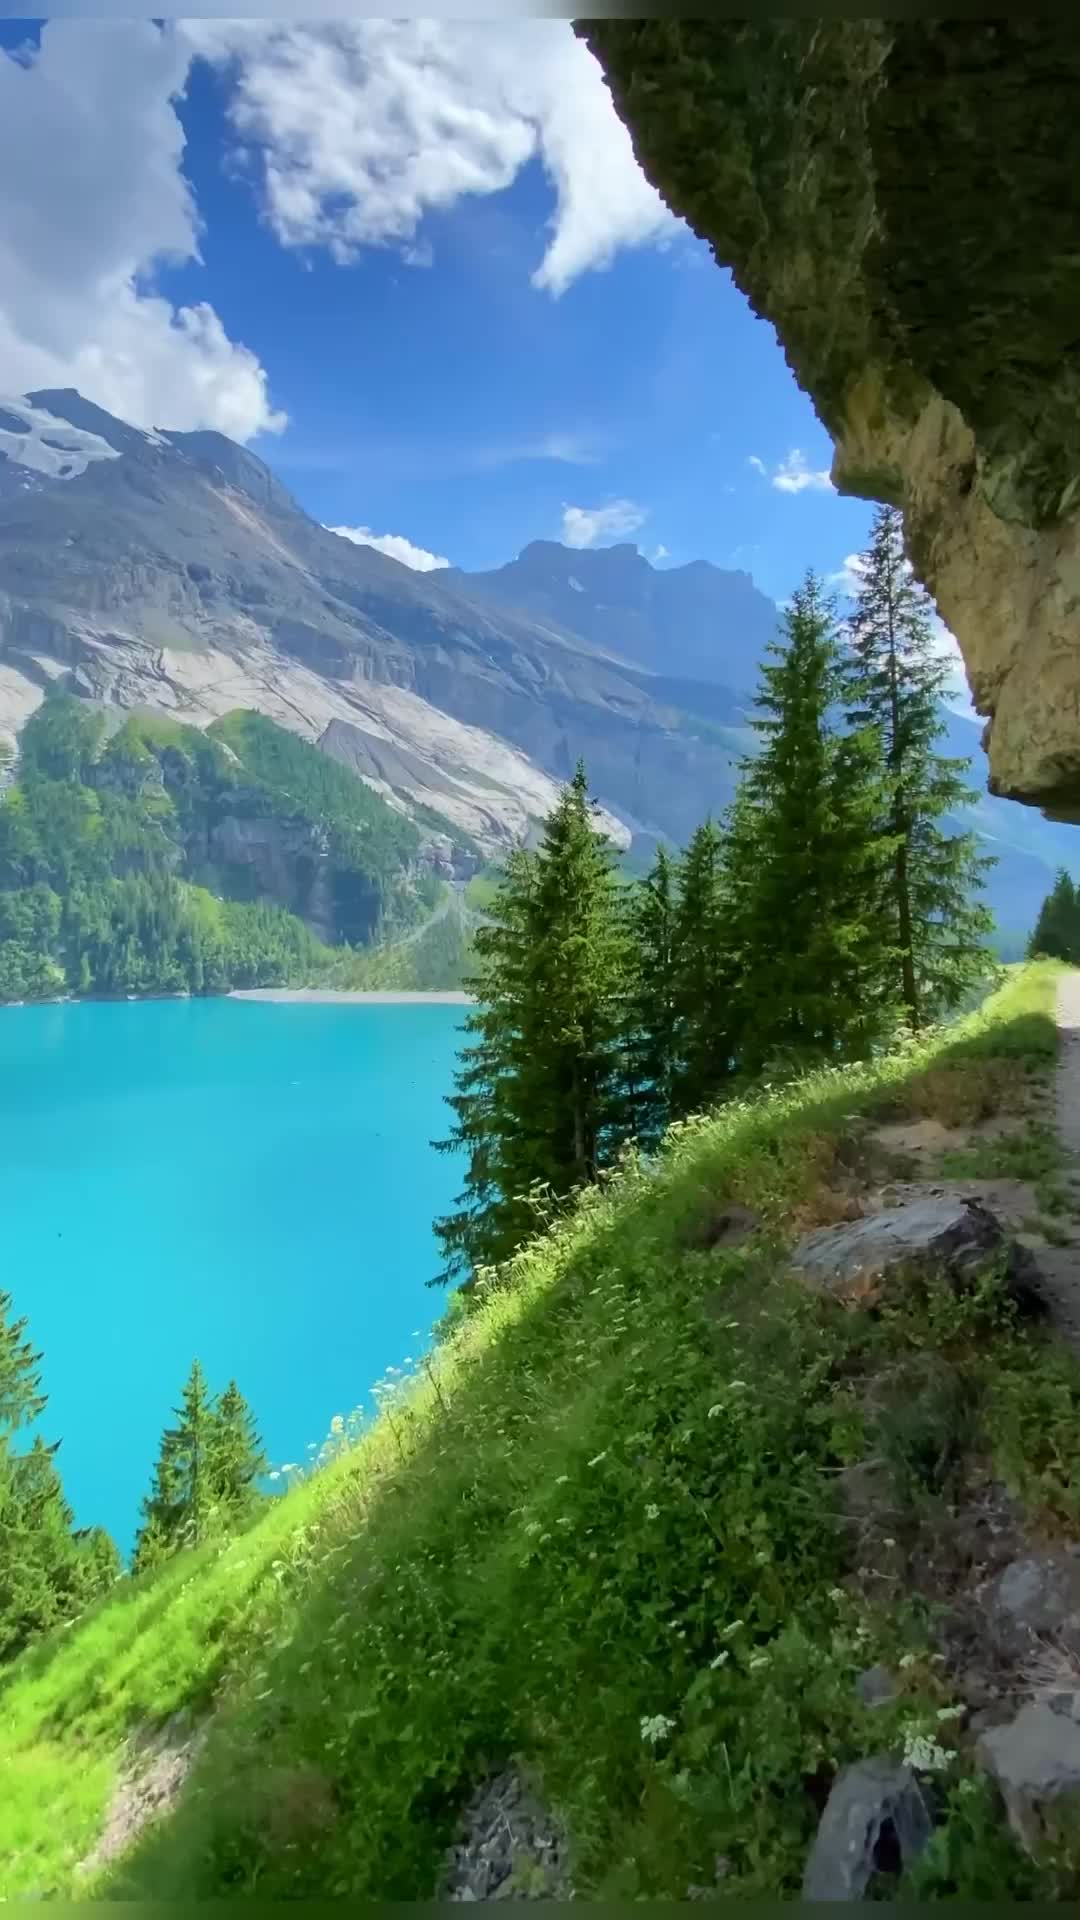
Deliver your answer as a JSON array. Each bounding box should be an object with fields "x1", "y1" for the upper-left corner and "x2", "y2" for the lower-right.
[
  {"x1": 588, "y1": 1451, "x2": 608, "y2": 1467},
  {"x1": 330, "y1": 1415, "x2": 344, "y2": 1434},
  {"x1": 748, "y1": 1653, "x2": 770, "y2": 1671},
  {"x1": 722, "y1": 1620, "x2": 745, "y2": 1638},
  {"x1": 828, "y1": 1587, "x2": 846, "y2": 1603},
  {"x1": 710, "y1": 1651, "x2": 729, "y2": 1670},
  {"x1": 538, "y1": 1532, "x2": 552, "y2": 1545},
  {"x1": 899, "y1": 1652, "x2": 919, "y2": 1670},
  {"x1": 936, "y1": 1705, "x2": 965, "y2": 1722},
  {"x1": 645, "y1": 1503, "x2": 660, "y2": 1520},
  {"x1": 640, "y1": 1713, "x2": 676, "y2": 1746},
  {"x1": 707, "y1": 1405, "x2": 723, "y2": 1420},
  {"x1": 902, "y1": 1730, "x2": 951, "y2": 1773},
  {"x1": 524, "y1": 1521, "x2": 542, "y2": 1537}
]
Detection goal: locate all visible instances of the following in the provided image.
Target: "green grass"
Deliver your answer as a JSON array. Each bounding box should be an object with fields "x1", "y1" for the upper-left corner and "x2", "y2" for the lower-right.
[{"x1": 2, "y1": 962, "x2": 1076, "y2": 1900}]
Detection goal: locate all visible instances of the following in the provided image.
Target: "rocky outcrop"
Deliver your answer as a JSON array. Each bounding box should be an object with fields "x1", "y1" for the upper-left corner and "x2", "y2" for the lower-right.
[{"x1": 577, "y1": 23, "x2": 1080, "y2": 820}]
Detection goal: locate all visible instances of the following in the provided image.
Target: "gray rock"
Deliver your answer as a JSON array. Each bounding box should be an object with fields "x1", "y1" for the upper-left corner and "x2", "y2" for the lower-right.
[
  {"x1": 441, "y1": 1769, "x2": 573, "y2": 1902},
  {"x1": 979, "y1": 1552, "x2": 1080, "y2": 1661},
  {"x1": 855, "y1": 1664, "x2": 898, "y2": 1709},
  {"x1": 789, "y1": 1193, "x2": 1045, "y2": 1313},
  {"x1": 802, "y1": 1756, "x2": 931, "y2": 1901},
  {"x1": 977, "y1": 1701, "x2": 1080, "y2": 1853}
]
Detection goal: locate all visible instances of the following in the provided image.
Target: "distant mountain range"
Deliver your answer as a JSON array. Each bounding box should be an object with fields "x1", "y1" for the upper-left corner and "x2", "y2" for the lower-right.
[{"x1": 0, "y1": 387, "x2": 1076, "y2": 951}]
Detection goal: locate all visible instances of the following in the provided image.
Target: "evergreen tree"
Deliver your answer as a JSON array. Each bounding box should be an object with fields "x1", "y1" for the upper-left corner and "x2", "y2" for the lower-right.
[
  {"x1": 0, "y1": 1292, "x2": 120, "y2": 1662},
  {"x1": 670, "y1": 822, "x2": 736, "y2": 1118},
  {"x1": 209, "y1": 1380, "x2": 267, "y2": 1525},
  {"x1": 1028, "y1": 869, "x2": 1080, "y2": 962},
  {"x1": 844, "y1": 505, "x2": 995, "y2": 1024},
  {"x1": 625, "y1": 844, "x2": 678, "y2": 1148},
  {"x1": 724, "y1": 571, "x2": 899, "y2": 1077},
  {"x1": 134, "y1": 1359, "x2": 216, "y2": 1567},
  {"x1": 435, "y1": 763, "x2": 632, "y2": 1286}
]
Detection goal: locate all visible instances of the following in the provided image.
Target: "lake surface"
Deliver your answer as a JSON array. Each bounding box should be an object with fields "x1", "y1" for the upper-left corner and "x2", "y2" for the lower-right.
[{"x1": 0, "y1": 999, "x2": 466, "y2": 1553}]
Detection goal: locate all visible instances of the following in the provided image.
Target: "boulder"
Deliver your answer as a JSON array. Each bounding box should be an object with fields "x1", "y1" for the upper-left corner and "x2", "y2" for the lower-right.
[
  {"x1": 788, "y1": 1193, "x2": 1045, "y2": 1312},
  {"x1": 977, "y1": 1699, "x2": 1080, "y2": 1854},
  {"x1": 978, "y1": 1551, "x2": 1080, "y2": 1662},
  {"x1": 802, "y1": 1756, "x2": 931, "y2": 1901}
]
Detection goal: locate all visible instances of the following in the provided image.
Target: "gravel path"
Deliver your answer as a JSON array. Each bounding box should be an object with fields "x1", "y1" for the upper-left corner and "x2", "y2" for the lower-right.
[
  {"x1": 1043, "y1": 971, "x2": 1080, "y2": 1343},
  {"x1": 1058, "y1": 971, "x2": 1080, "y2": 1166}
]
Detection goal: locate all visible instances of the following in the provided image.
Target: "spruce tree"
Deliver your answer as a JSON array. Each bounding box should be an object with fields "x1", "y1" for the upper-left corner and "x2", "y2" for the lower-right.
[
  {"x1": 1028, "y1": 870, "x2": 1080, "y2": 962},
  {"x1": 724, "y1": 571, "x2": 899, "y2": 1077},
  {"x1": 670, "y1": 821, "x2": 736, "y2": 1118},
  {"x1": 0, "y1": 1292, "x2": 120, "y2": 1660},
  {"x1": 435, "y1": 763, "x2": 632, "y2": 1286},
  {"x1": 134, "y1": 1358, "x2": 216, "y2": 1566},
  {"x1": 625, "y1": 844, "x2": 678, "y2": 1148},
  {"x1": 844, "y1": 505, "x2": 995, "y2": 1024},
  {"x1": 209, "y1": 1380, "x2": 267, "y2": 1525}
]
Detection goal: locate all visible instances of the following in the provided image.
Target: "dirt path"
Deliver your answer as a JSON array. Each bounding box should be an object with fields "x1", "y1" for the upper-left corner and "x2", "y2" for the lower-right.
[{"x1": 1044, "y1": 970, "x2": 1080, "y2": 1341}]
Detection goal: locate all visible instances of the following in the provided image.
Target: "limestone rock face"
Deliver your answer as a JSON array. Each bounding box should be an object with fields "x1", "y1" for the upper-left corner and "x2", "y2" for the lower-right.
[{"x1": 577, "y1": 22, "x2": 1080, "y2": 819}]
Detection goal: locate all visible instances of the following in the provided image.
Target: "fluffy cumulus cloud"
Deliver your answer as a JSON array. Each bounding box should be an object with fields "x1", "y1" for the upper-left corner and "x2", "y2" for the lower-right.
[
  {"x1": 748, "y1": 450, "x2": 834, "y2": 494},
  {"x1": 771, "y1": 449, "x2": 835, "y2": 494},
  {"x1": 562, "y1": 499, "x2": 647, "y2": 549},
  {"x1": 328, "y1": 524, "x2": 450, "y2": 572},
  {"x1": 179, "y1": 19, "x2": 676, "y2": 296},
  {"x1": 0, "y1": 22, "x2": 283, "y2": 441}
]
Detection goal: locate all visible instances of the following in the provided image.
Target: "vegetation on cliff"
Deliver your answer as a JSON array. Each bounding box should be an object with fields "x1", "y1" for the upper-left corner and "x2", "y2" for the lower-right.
[{"x1": 0, "y1": 695, "x2": 459, "y2": 1001}]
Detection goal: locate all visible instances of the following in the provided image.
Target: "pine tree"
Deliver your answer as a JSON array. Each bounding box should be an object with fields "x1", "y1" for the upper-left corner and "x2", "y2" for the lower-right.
[
  {"x1": 1028, "y1": 869, "x2": 1080, "y2": 962},
  {"x1": 435, "y1": 763, "x2": 632, "y2": 1286},
  {"x1": 0, "y1": 1293, "x2": 120, "y2": 1661},
  {"x1": 625, "y1": 845, "x2": 678, "y2": 1148},
  {"x1": 844, "y1": 505, "x2": 995, "y2": 1025},
  {"x1": 724, "y1": 571, "x2": 899, "y2": 1077},
  {"x1": 209, "y1": 1380, "x2": 267, "y2": 1525},
  {"x1": 670, "y1": 822, "x2": 736, "y2": 1118},
  {"x1": 134, "y1": 1358, "x2": 216, "y2": 1567}
]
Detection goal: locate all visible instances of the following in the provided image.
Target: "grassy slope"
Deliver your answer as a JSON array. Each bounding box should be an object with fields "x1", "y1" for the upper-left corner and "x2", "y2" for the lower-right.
[{"x1": 4, "y1": 963, "x2": 1080, "y2": 1900}]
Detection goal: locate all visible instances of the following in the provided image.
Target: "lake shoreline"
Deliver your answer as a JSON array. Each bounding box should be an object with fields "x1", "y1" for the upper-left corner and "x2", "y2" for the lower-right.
[{"x1": 229, "y1": 987, "x2": 475, "y2": 1006}]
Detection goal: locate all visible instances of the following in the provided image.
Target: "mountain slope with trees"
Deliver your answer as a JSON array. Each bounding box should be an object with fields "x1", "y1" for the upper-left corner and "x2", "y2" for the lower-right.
[{"x1": 0, "y1": 692, "x2": 454, "y2": 1000}]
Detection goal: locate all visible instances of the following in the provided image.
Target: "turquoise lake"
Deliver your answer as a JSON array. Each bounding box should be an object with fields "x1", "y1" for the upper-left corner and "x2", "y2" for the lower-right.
[{"x1": 0, "y1": 998, "x2": 466, "y2": 1554}]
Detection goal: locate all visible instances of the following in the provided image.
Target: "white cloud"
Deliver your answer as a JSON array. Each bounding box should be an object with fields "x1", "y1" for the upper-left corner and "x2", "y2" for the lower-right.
[
  {"x1": 771, "y1": 449, "x2": 835, "y2": 494},
  {"x1": 827, "y1": 552, "x2": 869, "y2": 597},
  {"x1": 653, "y1": 543, "x2": 670, "y2": 562},
  {"x1": 181, "y1": 20, "x2": 676, "y2": 297},
  {"x1": 328, "y1": 524, "x2": 450, "y2": 572},
  {"x1": 0, "y1": 22, "x2": 283, "y2": 442},
  {"x1": 747, "y1": 455, "x2": 767, "y2": 476},
  {"x1": 561, "y1": 499, "x2": 647, "y2": 549}
]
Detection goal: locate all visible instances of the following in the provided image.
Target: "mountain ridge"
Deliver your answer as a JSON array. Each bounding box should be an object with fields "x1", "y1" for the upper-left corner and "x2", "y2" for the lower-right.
[{"x1": 0, "y1": 388, "x2": 1076, "y2": 946}]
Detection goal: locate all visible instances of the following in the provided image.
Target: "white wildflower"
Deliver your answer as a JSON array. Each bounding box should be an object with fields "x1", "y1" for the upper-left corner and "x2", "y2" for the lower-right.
[
  {"x1": 828, "y1": 1588, "x2": 846, "y2": 1603},
  {"x1": 748, "y1": 1653, "x2": 770, "y2": 1672},
  {"x1": 707, "y1": 1405, "x2": 723, "y2": 1420},
  {"x1": 902, "y1": 1729, "x2": 951, "y2": 1773},
  {"x1": 710, "y1": 1651, "x2": 729, "y2": 1670},
  {"x1": 899, "y1": 1653, "x2": 919, "y2": 1670},
  {"x1": 936, "y1": 1705, "x2": 965, "y2": 1722},
  {"x1": 588, "y1": 1451, "x2": 608, "y2": 1467},
  {"x1": 722, "y1": 1620, "x2": 745, "y2": 1638},
  {"x1": 640, "y1": 1713, "x2": 676, "y2": 1746},
  {"x1": 524, "y1": 1521, "x2": 542, "y2": 1537},
  {"x1": 645, "y1": 1503, "x2": 660, "y2": 1520}
]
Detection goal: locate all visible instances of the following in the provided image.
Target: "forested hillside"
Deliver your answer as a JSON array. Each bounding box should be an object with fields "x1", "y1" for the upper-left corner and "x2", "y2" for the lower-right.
[{"x1": 0, "y1": 695, "x2": 456, "y2": 1001}]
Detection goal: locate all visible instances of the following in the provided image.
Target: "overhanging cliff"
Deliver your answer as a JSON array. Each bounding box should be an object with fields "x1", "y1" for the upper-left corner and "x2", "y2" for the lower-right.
[{"x1": 577, "y1": 21, "x2": 1080, "y2": 820}]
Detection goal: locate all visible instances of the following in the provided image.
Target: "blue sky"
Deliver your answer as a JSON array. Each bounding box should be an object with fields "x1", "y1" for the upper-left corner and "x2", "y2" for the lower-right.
[{"x1": 0, "y1": 17, "x2": 880, "y2": 604}]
